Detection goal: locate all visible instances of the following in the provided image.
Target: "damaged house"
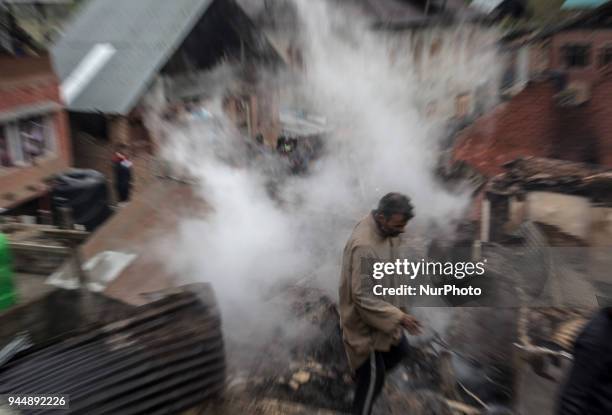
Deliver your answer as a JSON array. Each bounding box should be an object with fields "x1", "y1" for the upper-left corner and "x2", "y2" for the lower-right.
[
  {"x1": 482, "y1": 157, "x2": 612, "y2": 245},
  {"x1": 453, "y1": 3, "x2": 612, "y2": 180},
  {"x1": 473, "y1": 157, "x2": 612, "y2": 414},
  {"x1": 51, "y1": 0, "x2": 282, "y2": 198},
  {"x1": 501, "y1": 1, "x2": 612, "y2": 94},
  {"x1": 479, "y1": 156, "x2": 612, "y2": 311},
  {"x1": 0, "y1": 7, "x2": 72, "y2": 217}
]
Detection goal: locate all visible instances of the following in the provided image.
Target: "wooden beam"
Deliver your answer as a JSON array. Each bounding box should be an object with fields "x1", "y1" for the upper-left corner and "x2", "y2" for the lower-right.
[
  {"x1": 39, "y1": 228, "x2": 89, "y2": 242},
  {"x1": 9, "y1": 242, "x2": 71, "y2": 256}
]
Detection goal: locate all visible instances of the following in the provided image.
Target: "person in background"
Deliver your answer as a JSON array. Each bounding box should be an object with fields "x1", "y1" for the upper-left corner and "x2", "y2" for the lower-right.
[
  {"x1": 339, "y1": 192, "x2": 422, "y2": 415},
  {"x1": 112, "y1": 144, "x2": 133, "y2": 204},
  {"x1": 557, "y1": 307, "x2": 612, "y2": 415}
]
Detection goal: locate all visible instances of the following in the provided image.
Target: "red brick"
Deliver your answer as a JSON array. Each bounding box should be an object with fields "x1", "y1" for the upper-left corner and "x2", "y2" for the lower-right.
[
  {"x1": 453, "y1": 71, "x2": 612, "y2": 176},
  {"x1": 453, "y1": 81, "x2": 557, "y2": 177},
  {"x1": 0, "y1": 62, "x2": 71, "y2": 210}
]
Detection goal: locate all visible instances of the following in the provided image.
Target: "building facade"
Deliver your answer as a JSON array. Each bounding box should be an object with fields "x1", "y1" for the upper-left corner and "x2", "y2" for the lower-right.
[
  {"x1": 503, "y1": 2, "x2": 612, "y2": 94},
  {"x1": 0, "y1": 54, "x2": 71, "y2": 215}
]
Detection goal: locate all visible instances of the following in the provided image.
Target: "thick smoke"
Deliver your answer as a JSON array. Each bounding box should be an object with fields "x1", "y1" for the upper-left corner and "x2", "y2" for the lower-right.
[{"x1": 149, "y1": 0, "x2": 503, "y2": 350}]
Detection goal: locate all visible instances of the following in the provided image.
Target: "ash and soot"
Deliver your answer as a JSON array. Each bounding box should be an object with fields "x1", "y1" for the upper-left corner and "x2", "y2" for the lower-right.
[{"x1": 146, "y1": 0, "x2": 506, "y2": 412}]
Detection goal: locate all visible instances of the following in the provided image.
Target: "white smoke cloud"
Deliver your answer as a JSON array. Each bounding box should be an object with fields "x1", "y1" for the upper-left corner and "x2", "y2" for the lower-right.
[{"x1": 147, "y1": 0, "x2": 503, "y2": 346}]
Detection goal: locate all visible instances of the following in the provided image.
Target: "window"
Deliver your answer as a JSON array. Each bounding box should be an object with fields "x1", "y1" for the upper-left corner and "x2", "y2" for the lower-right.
[
  {"x1": 19, "y1": 117, "x2": 47, "y2": 164},
  {"x1": 600, "y1": 46, "x2": 612, "y2": 67},
  {"x1": 0, "y1": 114, "x2": 56, "y2": 169},
  {"x1": 562, "y1": 44, "x2": 591, "y2": 68}
]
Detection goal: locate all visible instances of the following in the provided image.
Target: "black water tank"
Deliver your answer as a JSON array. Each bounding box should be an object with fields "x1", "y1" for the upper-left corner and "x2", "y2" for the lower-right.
[{"x1": 51, "y1": 169, "x2": 112, "y2": 231}]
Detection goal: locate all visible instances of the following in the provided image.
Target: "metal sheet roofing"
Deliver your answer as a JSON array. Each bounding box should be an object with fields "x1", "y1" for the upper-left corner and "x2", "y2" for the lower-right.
[
  {"x1": 0, "y1": 285, "x2": 226, "y2": 415},
  {"x1": 51, "y1": 0, "x2": 214, "y2": 114}
]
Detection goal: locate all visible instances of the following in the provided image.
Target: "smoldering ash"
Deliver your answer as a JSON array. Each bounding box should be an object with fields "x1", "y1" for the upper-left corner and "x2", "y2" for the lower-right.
[{"x1": 146, "y1": 0, "x2": 504, "y2": 348}]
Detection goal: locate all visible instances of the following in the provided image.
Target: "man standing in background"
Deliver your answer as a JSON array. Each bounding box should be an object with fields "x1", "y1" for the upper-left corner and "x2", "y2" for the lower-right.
[
  {"x1": 112, "y1": 144, "x2": 133, "y2": 204},
  {"x1": 339, "y1": 192, "x2": 422, "y2": 415}
]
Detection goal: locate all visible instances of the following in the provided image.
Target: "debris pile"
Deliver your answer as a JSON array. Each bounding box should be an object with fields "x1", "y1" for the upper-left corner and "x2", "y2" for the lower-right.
[
  {"x1": 216, "y1": 284, "x2": 517, "y2": 415},
  {"x1": 487, "y1": 157, "x2": 612, "y2": 201},
  {"x1": 520, "y1": 307, "x2": 591, "y2": 353},
  {"x1": 235, "y1": 285, "x2": 353, "y2": 413}
]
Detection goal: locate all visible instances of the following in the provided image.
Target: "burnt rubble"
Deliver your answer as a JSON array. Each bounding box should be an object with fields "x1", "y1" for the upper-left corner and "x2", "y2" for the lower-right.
[
  {"x1": 214, "y1": 284, "x2": 518, "y2": 415},
  {"x1": 228, "y1": 285, "x2": 354, "y2": 413},
  {"x1": 487, "y1": 157, "x2": 612, "y2": 203}
]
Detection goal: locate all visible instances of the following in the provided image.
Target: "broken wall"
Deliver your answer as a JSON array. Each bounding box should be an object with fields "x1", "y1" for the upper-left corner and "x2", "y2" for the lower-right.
[
  {"x1": 524, "y1": 192, "x2": 592, "y2": 240},
  {"x1": 492, "y1": 191, "x2": 612, "y2": 246},
  {"x1": 589, "y1": 206, "x2": 612, "y2": 246}
]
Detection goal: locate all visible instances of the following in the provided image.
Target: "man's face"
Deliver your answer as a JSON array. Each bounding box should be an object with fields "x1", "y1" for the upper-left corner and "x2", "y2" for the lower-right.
[{"x1": 377, "y1": 213, "x2": 409, "y2": 237}]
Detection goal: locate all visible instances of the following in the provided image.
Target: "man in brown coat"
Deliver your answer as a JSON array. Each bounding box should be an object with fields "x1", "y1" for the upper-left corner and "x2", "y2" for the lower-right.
[{"x1": 339, "y1": 192, "x2": 422, "y2": 415}]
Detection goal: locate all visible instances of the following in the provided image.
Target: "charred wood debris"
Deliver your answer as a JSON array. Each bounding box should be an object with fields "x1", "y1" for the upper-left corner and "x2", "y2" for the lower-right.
[
  {"x1": 487, "y1": 157, "x2": 612, "y2": 204},
  {"x1": 202, "y1": 161, "x2": 604, "y2": 414},
  {"x1": 206, "y1": 284, "x2": 487, "y2": 415},
  {"x1": 203, "y1": 279, "x2": 590, "y2": 415}
]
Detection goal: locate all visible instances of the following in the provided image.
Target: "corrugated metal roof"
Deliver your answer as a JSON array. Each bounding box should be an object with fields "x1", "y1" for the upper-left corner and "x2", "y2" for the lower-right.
[
  {"x1": 0, "y1": 284, "x2": 226, "y2": 415},
  {"x1": 51, "y1": 0, "x2": 214, "y2": 114}
]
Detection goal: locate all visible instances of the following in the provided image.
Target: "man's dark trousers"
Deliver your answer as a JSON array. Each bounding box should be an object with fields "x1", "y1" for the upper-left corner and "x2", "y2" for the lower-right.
[{"x1": 352, "y1": 335, "x2": 410, "y2": 415}]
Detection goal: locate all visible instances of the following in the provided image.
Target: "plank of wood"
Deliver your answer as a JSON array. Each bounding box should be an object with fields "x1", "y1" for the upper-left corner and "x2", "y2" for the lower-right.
[
  {"x1": 39, "y1": 228, "x2": 89, "y2": 242},
  {"x1": 9, "y1": 242, "x2": 72, "y2": 256}
]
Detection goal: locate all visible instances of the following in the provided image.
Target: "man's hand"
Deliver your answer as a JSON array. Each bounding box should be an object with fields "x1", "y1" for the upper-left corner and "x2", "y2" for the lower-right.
[{"x1": 401, "y1": 314, "x2": 422, "y2": 335}]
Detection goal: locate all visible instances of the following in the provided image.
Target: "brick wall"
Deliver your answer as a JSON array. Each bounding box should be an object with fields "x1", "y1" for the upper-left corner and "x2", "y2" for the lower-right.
[
  {"x1": 0, "y1": 72, "x2": 71, "y2": 210},
  {"x1": 0, "y1": 76, "x2": 59, "y2": 112},
  {"x1": 550, "y1": 30, "x2": 612, "y2": 85},
  {"x1": 453, "y1": 80, "x2": 558, "y2": 177},
  {"x1": 108, "y1": 116, "x2": 130, "y2": 146},
  {"x1": 553, "y1": 105, "x2": 598, "y2": 163}
]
